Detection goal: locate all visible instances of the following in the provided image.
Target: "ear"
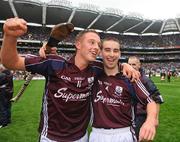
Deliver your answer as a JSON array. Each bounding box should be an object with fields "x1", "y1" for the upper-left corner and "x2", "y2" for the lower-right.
[
  {"x1": 99, "y1": 51, "x2": 102, "y2": 57},
  {"x1": 75, "y1": 41, "x2": 81, "y2": 50}
]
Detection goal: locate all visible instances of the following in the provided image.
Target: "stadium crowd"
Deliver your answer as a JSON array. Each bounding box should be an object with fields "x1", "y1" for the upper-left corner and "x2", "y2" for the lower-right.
[
  {"x1": 0, "y1": 23, "x2": 180, "y2": 79},
  {"x1": 1, "y1": 23, "x2": 180, "y2": 48}
]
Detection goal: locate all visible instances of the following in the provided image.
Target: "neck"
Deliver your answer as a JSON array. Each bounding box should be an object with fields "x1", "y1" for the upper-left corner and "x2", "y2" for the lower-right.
[
  {"x1": 74, "y1": 54, "x2": 89, "y2": 70},
  {"x1": 104, "y1": 66, "x2": 119, "y2": 76}
]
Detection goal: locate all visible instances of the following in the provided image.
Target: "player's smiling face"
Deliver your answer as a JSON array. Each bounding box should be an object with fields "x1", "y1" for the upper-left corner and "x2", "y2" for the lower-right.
[
  {"x1": 101, "y1": 40, "x2": 120, "y2": 69},
  {"x1": 76, "y1": 32, "x2": 101, "y2": 62}
]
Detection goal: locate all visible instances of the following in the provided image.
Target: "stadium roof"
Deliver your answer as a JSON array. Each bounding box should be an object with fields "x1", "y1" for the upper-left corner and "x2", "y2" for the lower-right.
[{"x1": 1, "y1": 0, "x2": 180, "y2": 35}]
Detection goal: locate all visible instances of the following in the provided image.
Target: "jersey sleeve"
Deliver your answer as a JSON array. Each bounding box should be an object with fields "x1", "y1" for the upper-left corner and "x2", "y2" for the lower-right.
[
  {"x1": 91, "y1": 60, "x2": 104, "y2": 76},
  {"x1": 133, "y1": 79, "x2": 153, "y2": 106},
  {"x1": 141, "y1": 75, "x2": 164, "y2": 104},
  {"x1": 25, "y1": 55, "x2": 65, "y2": 76}
]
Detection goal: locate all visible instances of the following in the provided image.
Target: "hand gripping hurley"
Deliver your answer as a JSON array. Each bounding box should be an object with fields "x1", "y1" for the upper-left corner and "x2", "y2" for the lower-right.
[{"x1": 45, "y1": 22, "x2": 74, "y2": 53}]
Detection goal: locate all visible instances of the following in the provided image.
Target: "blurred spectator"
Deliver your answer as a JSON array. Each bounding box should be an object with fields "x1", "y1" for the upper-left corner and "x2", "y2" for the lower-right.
[
  {"x1": 167, "y1": 70, "x2": 172, "y2": 82},
  {"x1": 0, "y1": 64, "x2": 13, "y2": 128}
]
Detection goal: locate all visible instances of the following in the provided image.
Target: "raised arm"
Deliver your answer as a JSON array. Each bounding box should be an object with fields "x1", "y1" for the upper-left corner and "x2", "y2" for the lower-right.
[{"x1": 1, "y1": 17, "x2": 27, "y2": 70}]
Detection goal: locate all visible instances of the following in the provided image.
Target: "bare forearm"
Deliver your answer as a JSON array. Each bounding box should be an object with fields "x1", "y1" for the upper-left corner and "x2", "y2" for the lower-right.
[
  {"x1": 155, "y1": 104, "x2": 160, "y2": 127},
  {"x1": 156, "y1": 104, "x2": 160, "y2": 114},
  {"x1": 139, "y1": 101, "x2": 157, "y2": 141},
  {"x1": 146, "y1": 101, "x2": 157, "y2": 124},
  {"x1": 1, "y1": 34, "x2": 25, "y2": 70}
]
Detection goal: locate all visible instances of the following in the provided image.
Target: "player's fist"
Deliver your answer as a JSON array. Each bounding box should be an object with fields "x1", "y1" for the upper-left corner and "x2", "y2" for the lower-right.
[{"x1": 3, "y1": 17, "x2": 27, "y2": 37}]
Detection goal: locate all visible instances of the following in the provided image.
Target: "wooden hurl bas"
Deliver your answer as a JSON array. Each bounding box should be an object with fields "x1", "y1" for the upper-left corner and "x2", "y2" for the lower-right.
[{"x1": 11, "y1": 73, "x2": 34, "y2": 102}]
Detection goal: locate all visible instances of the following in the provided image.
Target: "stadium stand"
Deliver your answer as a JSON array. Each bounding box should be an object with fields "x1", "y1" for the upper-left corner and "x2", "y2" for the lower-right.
[{"x1": 0, "y1": 0, "x2": 180, "y2": 78}]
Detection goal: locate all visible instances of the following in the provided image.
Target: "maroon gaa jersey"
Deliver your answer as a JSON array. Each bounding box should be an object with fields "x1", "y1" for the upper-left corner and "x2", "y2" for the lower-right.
[
  {"x1": 25, "y1": 55, "x2": 102, "y2": 141},
  {"x1": 92, "y1": 72, "x2": 152, "y2": 129}
]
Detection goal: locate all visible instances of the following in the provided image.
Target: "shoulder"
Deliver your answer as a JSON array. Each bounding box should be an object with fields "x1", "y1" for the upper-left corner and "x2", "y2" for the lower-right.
[
  {"x1": 140, "y1": 73, "x2": 150, "y2": 82},
  {"x1": 25, "y1": 54, "x2": 66, "y2": 64},
  {"x1": 91, "y1": 60, "x2": 103, "y2": 69}
]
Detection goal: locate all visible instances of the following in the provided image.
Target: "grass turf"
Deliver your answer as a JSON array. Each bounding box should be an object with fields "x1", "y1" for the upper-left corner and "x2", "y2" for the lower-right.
[{"x1": 0, "y1": 77, "x2": 180, "y2": 142}]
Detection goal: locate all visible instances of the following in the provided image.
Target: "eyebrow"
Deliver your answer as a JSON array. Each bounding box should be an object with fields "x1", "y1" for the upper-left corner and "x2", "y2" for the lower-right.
[{"x1": 128, "y1": 63, "x2": 136, "y2": 65}]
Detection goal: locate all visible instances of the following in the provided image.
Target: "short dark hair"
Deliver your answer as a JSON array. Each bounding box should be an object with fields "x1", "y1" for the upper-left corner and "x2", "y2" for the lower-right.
[
  {"x1": 102, "y1": 37, "x2": 121, "y2": 49},
  {"x1": 75, "y1": 29, "x2": 100, "y2": 42}
]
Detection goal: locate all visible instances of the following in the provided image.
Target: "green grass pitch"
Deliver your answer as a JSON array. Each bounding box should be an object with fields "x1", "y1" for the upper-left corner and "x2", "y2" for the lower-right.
[{"x1": 0, "y1": 77, "x2": 180, "y2": 142}]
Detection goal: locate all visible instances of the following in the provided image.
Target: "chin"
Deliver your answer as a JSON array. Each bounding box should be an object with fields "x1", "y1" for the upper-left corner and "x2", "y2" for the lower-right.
[
  {"x1": 107, "y1": 63, "x2": 118, "y2": 68},
  {"x1": 89, "y1": 56, "x2": 97, "y2": 61},
  {"x1": 106, "y1": 65, "x2": 114, "y2": 69}
]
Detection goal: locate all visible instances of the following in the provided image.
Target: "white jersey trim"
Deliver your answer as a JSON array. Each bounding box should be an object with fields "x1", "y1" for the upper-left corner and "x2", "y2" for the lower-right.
[
  {"x1": 136, "y1": 80, "x2": 152, "y2": 103},
  {"x1": 41, "y1": 89, "x2": 49, "y2": 137}
]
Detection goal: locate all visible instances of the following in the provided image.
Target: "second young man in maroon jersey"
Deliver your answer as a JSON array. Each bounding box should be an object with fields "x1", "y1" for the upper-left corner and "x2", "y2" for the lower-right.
[{"x1": 90, "y1": 37, "x2": 157, "y2": 142}]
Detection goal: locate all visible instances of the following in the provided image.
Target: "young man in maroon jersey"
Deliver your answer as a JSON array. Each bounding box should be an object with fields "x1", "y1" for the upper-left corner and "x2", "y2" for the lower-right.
[
  {"x1": 1, "y1": 17, "x2": 139, "y2": 142},
  {"x1": 89, "y1": 37, "x2": 157, "y2": 142}
]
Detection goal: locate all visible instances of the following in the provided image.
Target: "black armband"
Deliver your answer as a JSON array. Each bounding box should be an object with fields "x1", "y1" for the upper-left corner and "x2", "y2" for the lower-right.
[
  {"x1": 150, "y1": 91, "x2": 164, "y2": 104},
  {"x1": 47, "y1": 36, "x2": 60, "y2": 47}
]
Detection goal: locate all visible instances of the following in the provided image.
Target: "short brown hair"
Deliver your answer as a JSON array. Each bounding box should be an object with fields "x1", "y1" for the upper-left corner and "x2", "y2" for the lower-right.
[{"x1": 75, "y1": 29, "x2": 100, "y2": 42}]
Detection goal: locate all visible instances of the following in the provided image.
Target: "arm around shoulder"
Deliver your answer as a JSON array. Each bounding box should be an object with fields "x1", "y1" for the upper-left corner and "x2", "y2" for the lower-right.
[{"x1": 121, "y1": 63, "x2": 140, "y2": 81}]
